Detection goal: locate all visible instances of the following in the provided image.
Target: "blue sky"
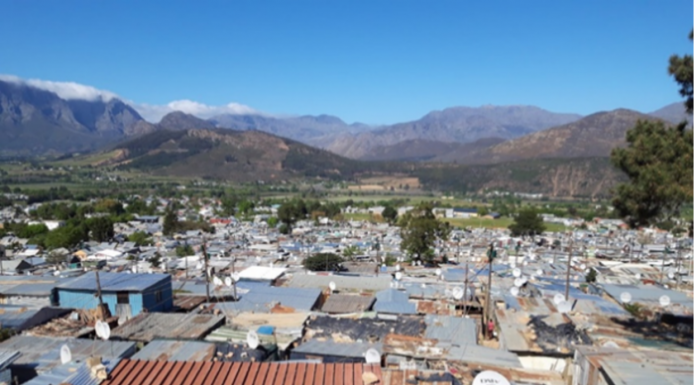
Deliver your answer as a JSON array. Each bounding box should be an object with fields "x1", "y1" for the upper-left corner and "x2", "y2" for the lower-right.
[{"x1": 1, "y1": 0, "x2": 693, "y2": 124}]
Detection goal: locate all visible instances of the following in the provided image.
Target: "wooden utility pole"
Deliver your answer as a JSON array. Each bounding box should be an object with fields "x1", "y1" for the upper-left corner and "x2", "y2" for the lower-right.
[
  {"x1": 463, "y1": 250, "x2": 469, "y2": 318},
  {"x1": 484, "y1": 243, "x2": 495, "y2": 339},
  {"x1": 565, "y1": 232, "x2": 574, "y2": 301},
  {"x1": 95, "y1": 270, "x2": 104, "y2": 307},
  {"x1": 202, "y1": 237, "x2": 210, "y2": 303}
]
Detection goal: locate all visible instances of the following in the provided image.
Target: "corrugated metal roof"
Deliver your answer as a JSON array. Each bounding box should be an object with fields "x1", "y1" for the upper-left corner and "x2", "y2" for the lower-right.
[
  {"x1": 23, "y1": 358, "x2": 121, "y2": 385},
  {"x1": 321, "y1": 294, "x2": 375, "y2": 314},
  {"x1": 291, "y1": 339, "x2": 382, "y2": 360},
  {"x1": 373, "y1": 289, "x2": 417, "y2": 315},
  {"x1": 132, "y1": 340, "x2": 216, "y2": 362},
  {"x1": 424, "y1": 315, "x2": 477, "y2": 346},
  {"x1": 285, "y1": 274, "x2": 392, "y2": 291},
  {"x1": 0, "y1": 350, "x2": 20, "y2": 371},
  {"x1": 57, "y1": 272, "x2": 170, "y2": 292},
  {"x1": 0, "y1": 335, "x2": 135, "y2": 377},
  {"x1": 100, "y1": 359, "x2": 383, "y2": 385},
  {"x1": 111, "y1": 313, "x2": 225, "y2": 342},
  {"x1": 213, "y1": 285, "x2": 321, "y2": 314},
  {"x1": 602, "y1": 284, "x2": 693, "y2": 311},
  {"x1": 0, "y1": 306, "x2": 71, "y2": 331}
]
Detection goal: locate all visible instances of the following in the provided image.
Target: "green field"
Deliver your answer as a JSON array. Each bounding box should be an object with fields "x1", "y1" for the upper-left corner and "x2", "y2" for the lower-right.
[{"x1": 444, "y1": 217, "x2": 567, "y2": 232}]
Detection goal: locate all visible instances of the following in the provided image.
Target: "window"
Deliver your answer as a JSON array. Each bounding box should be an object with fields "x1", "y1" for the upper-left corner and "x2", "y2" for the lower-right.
[
  {"x1": 155, "y1": 290, "x2": 162, "y2": 303},
  {"x1": 117, "y1": 291, "x2": 129, "y2": 304}
]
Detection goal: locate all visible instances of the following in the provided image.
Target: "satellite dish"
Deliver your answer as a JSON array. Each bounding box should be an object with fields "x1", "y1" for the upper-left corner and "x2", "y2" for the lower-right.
[
  {"x1": 537, "y1": 269, "x2": 543, "y2": 276},
  {"x1": 195, "y1": 262, "x2": 203, "y2": 270},
  {"x1": 513, "y1": 278, "x2": 524, "y2": 287},
  {"x1": 557, "y1": 300, "x2": 573, "y2": 313},
  {"x1": 635, "y1": 273, "x2": 641, "y2": 280},
  {"x1": 512, "y1": 268, "x2": 521, "y2": 278},
  {"x1": 510, "y1": 287, "x2": 520, "y2": 297},
  {"x1": 329, "y1": 281, "x2": 336, "y2": 292},
  {"x1": 395, "y1": 272, "x2": 403, "y2": 281},
  {"x1": 580, "y1": 264, "x2": 586, "y2": 270},
  {"x1": 668, "y1": 272, "x2": 675, "y2": 279},
  {"x1": 232, "y1": 273, "x2": 240, "y2": 282},
  {"x1": 224, "y1": 277, "x2": 232, "y2": 287},
  {"x1": 602, "y1": 341, "x2": 620, "y2": 349},
  {"x1": 452, "y1": 287, "x2": 464, "y2": 300},
  {"x1": 131, "y1": 265, "x2": 137, "y2": 273},
  {"x1": 246, "y1": 330, "x2": 260, "y2": 349},
  {"x1": 553, "y1": 293, "x2": 565, "y2": 305},
  {"x1": 95, "y1": 320, "x2": 104, "y2": 338},
  {"x1": 620, "y1": 292, "x2": 632, "y2": 303},
  {"x1": 472, "y1": 370, "x2": 511, "y2": 385},
  {"x1": 99, "y1": 322, "x2": 111, "y2": 341},
  {"x1": 213, "y1": 276, "x2": 223, "y2": 287},
  {"x1": 60, "y1": 344, "x2": 72, "y2": 364},
  {"x1": 659, "y1": 295, "x2": 671, "y2": 307},
  {"x1": 435, "y1": 269, "x2": 442, "y2": 277},
  {"x1": 421, "y1": 283, "x2": 427, "y2": 289},
  {"x1": 256, "y1": 256, "x2": 261, "y2": 263},
  {"x1": 365, "y1": 348, "x2": 381, "y2": 364},
  {"x1": 396, "y1": 265, "x2": 401, "y2": 272},
  {"x1": 53, "y1": 270, "x2": 61, "y2": 277}
]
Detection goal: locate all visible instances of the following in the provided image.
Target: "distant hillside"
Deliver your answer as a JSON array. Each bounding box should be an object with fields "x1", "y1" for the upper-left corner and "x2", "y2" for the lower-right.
[
  {"x1": 447, "y1": 109, "x2": 665, "y2": 165},
  {"x1": 362, "y1": 137, "x2": 507, "y2": 162},
  {"x1": 0, "y1": 79, "x2": 147, "y2": 155},
  {"x1": 649, "y1": 102, "x2": 693, "y2": 125},
  {"x1": 324, "y1": 105, "x2": 582, "y2": 159},
  {"x1": 98, "y1": 128, "x2": 399, "y2": 182}
]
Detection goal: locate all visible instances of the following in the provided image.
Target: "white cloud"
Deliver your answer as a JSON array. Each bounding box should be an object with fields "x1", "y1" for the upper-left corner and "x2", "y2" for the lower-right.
[
  {"x1": 0, "y1": 74, "x2": 118, "y2": 102},
  {"x1": 0, "y1": 74, "x2": 260, "y2": 122},
  {"x1": 133, "y1": 99, "x2": 258, "y2": 122}
]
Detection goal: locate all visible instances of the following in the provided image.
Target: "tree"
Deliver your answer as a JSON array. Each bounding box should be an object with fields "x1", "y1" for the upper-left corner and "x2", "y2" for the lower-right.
[
  {"x1": 508, "y1": 208, "x2": 546, "y2": 237},
  {"x1": 87, "y1": 217, "x2": 114, "y2": 242},
  {"x1": 267, "y1": 216, "x2": 279, "y2": 228},
  {"x1": 585, "y1": 268, "x2": 597, "y2": 283},
  {"x1": 148, "y1": 252, "x2": 162, "y2": 268},
  {"x1": 477, "y1": 206, "x2": 489, "y2": 217},
  {"x1": 128, "y1": 231, "x2": 152, "y2": 246},
  {"x1": 610, "y1": 30, "x2": 694, "y2": 230},
  {"x1": 176, "y1": 244, "x2": 194, "y2": 257},
  {"x1": 342, "y1": 245, "x2": 359, "y2": 261},
  {"x1": 381, "y1": 206, "x2": 398, "y2": 224},
  {"x1": 163, "y1": 208, "x2": 178, "y2": 236},
  {"x1": 398, "y1": 203, "x2": 451, "y2": 262},
  {"x1": 668, "y1": 30, "x2": 693, "y2": 114},
  {"x1": 304, "y1": 253, "x2": 344, "y2": 272}
]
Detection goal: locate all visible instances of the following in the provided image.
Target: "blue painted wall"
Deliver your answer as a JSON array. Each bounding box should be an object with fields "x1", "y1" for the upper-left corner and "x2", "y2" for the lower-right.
[{"x1": 57, "y1": 275, "x2": 173, "y2": 316}]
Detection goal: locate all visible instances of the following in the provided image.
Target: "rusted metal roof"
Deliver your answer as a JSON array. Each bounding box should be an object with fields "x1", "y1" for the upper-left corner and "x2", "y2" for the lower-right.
[
  {"x1": 101, "y1": 359, "x2": 383, "y2": 385},
  {"x1": 111, "y1": 313, "x2": 225, "y2": 342},
  {"x1": 173, "y1": 296, "x2": 207, "y2": 312},
  {"x1": 321, "y1": 294, "x2": 375, "y2": 314}
]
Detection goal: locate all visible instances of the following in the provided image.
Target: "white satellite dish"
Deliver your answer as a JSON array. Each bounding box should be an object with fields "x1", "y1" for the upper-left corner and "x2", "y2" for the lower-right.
[
  {"x1": 553, "y1": 293, "x2": 565, "y2": 305},
  {"x1": 421, "y1": 283, "x2": 427, "y2": 289},
  {"x1": 246, "y1": 330, "x2": 260, "y2": 349},
  {"x1": 435, "y1": 268, "x2": 442, "y2": 277},
  {"x1": 131, "y1": 265, "x2": 137, "y2": 273},
  {"x1": 53, "y1": 270, "x2": 61, "y2": 277},
  {"x1": 580, "y1": 264, "x2": 586, "y2": 270},
  {"x1": 396, "y1": 265, "x2": 401, "y2": 272},
  {"x1": 224, "y1": 277, "x2": 232, "y2": 287},
  {"x1": 395, "y1": 272, "x2": 403, "y2": 281},
  {"x1": 668, "y1": 272, "x2": 675, "y2": 279},
  {"x1": 557, "y1": 300, "x2": 573, "y2": 313},
  {"x1": 513, "y1": 278, "x2": 524, "y2": 288},
  {"x1": 95, "y1": 320, "x2": 104, "y2": 338},
  {"x1": 512, "y1": 268, "x2": 521, "y2": 278},
  {"x1": 510, "y1": 287, "x2": 520, "y2": 297},
  {"x1": 60, "y1": 344, "x2": 72, "y2": 364},
  {"x1": 659, "y1": 295, "x2": 671, "y2": 307},
  {"x1": 602, "y1": 341, "x2": 620, "y2": 349},
  {"x1": 213, "y1": 276, "x2": 223, "y2": 287},
  {"x1": 537, "y1": 269, "x2": 543, "y2": 276},
  {"x1": 635, "y1": 273, "x2": 641, "y2": 280},
  {"x1": 255, "y1": 256, "x2": 261, "y2": 263},
  {"x1": 365, "y1": 348, "x2": 381, "y2": 364},
  {"x1": 232, "y1": 273, "x2": 240, "y2": 282},
  {"x1": 452, "y1": 287, "x2": 464, "y2": 300},
  {"x1": 195, "y1": 262, "x2": 203, "y2": 270},
  {"x1": 620, "y1": 292, "x2": 632, "y2": 303},
  {"x1": 472, "y1": 370, "x2": 511, "y2": 385},
  {"x1": 329, "y1": 281, "x2": 336, "y2": 292},
  {"x1": 99, "y1": 322, "x2": 111, "y2": 341}
]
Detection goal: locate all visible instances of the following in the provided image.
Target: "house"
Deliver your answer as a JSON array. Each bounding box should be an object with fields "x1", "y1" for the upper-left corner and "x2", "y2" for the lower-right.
[
  {"x1": 56, "y1": 272, "x2": 173, "y2": 319},
  {"x1": 453, "y1": 208, "x2": 478, "y2": 219}
]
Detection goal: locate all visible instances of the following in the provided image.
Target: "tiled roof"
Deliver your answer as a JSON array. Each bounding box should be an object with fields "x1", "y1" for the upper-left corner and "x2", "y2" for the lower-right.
[{"x1": 101, "y1": 359, "x2": 383, "y2": 385}]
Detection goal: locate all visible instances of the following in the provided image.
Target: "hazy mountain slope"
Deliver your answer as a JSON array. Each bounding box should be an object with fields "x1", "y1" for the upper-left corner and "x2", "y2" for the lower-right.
[
  {"x1": 649, "y1": 102, "x2": 693, "y2": 125},
  {"x1": 324, "y1": 105, "x2": 582, "y2": 159}
]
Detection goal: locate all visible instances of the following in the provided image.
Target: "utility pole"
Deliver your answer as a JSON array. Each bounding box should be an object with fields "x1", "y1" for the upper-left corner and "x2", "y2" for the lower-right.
[
  {"x1": 202, "y1": 236, "x2": 210, "y2": 303},
  {"x1": 463, "y1": 248, "x2": 469, "y2": 318},
  {"x1": 565, "y1": 231, "x2": 574, "y2": 301},
  {"x1": 484, "y1": 243, "x2": 496, "y2": 339}
]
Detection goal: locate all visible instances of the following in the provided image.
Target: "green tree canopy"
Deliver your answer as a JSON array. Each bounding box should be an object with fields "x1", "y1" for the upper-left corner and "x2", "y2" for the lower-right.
[
  {"x1": 303, "y1": 253, "x2": 344, "y2": 272},
  {"x1": 610, "y1": 30, "x2": 694, "y2": 230},
  {"x1": 86, "y1": 216, "x2": 114, "y2": 242},
  {"x1": 398, "y1": 202, "x2": 451, "y2": 262},
  {"x1": 381, "y1": 206, "x2": 398, "y2": 224},
  {"x1": 163, "y1": 208, "x2": 178, "y2": 236},
  {"x1": 508, "y1": 207, "x2": 546, "y2": 237},
  {"x1": 668, "y1": 30, "x2": 694, "y2": 114},
  {"x1": 128, "y1": 231, "x2": 152, "y2": 246}
]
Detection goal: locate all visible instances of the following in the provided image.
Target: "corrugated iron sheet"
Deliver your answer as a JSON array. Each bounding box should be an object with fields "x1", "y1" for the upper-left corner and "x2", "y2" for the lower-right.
[
  {"x1": 321, "y1": 294, "x2": 375, "y2": 314},
  {"x1": 58, "y1": 272, "x2": 170, "y2": 292},
  {"x1": 100, "y1": 359, "x2": 383, "y2": 385},
  {"x1": 111, "y1": 313, "x2": 225, "y2": 342}
]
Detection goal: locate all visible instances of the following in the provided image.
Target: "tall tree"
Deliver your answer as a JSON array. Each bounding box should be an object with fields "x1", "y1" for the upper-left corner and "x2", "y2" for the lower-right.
[
  {"x1": 611, "y1": 30, "x2": 694, "y2": 229},
  {"x1": 163, "y1": 208, "x2": 178, "y2": 236},
  {"x1": 668, "y1": 30, "x2": 694, "y2": 114},
  {"x1": 398, "y1": 202, "x2": 451, "y2": 262},
  {"x1": 508, "y1": 207, "x2": 546, "y2": 237},
  {"x1": 381, "y1": 206, "x2": 398, "y2": 224}
]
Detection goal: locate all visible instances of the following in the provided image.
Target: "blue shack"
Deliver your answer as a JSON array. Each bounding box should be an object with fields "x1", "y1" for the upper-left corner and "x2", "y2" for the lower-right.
[{"x1": 56, "y1": 272, "x2": 173, "y2": 318}]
